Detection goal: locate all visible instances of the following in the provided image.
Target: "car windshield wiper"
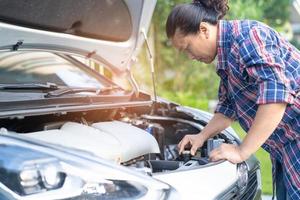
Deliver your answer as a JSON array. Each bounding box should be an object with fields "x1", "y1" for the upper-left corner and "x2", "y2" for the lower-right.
[
  {"x1": 0, "y1": 82, "x2": 58, "y2": 90},
  {"x1": 44, "y1": 85, "x2": 122, "y2": 98}
]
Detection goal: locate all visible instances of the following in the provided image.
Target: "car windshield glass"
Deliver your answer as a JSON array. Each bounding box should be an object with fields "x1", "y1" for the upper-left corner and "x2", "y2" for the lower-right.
[{"x1": 0, "y1": 52, "x2": 105, "y2": 88}]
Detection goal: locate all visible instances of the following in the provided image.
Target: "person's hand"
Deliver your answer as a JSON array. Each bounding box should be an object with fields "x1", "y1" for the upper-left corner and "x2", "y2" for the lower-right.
[
  {"x1": 178, "y1": 134, "x2": 205, "y2": 155},
  {"x1": 209, "y1": 144, "x2": 249, "y2": 164}
]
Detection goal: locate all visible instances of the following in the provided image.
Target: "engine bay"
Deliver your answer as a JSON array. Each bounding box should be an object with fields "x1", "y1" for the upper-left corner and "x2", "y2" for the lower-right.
[
  {"x1": 0, "y1": 107, "x2": 238, "y2": 175},
  {"x1": 120, "y1": 114, "x2": 236, "y2": 174}
]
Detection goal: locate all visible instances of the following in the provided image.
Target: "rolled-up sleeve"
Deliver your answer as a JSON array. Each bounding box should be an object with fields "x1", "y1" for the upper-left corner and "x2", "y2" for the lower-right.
[
  {"x1": 239, "y1": 27, "x2": 295, "y2": 105},
  {"x1": 215, "y1": 78, "x2": 237, "y2": 120}
]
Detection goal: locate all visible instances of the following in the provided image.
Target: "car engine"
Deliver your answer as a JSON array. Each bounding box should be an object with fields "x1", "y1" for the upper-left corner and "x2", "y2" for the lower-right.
[
  {"x1": 22, "y1": 121, "x2": 160, "y2": 163},
  {"x1": 0, "y1": 108, "x2": 238, "y2": 176}
]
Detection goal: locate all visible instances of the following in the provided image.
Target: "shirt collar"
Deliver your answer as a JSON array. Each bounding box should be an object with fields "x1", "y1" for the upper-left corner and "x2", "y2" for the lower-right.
[{"x1": 217, "y1": 20, "x2": 232, "y2": 71}]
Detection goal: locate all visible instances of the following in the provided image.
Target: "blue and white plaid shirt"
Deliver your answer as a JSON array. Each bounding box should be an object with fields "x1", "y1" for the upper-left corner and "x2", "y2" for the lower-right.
[{"x1": 215, "y1": 20, "x2": 300, "y2": 199}]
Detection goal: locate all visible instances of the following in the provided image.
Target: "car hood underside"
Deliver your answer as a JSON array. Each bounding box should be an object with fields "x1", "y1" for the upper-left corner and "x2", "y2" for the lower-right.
[{"x1": 0, "y1": 0, "x2": 156, "y2": 74}]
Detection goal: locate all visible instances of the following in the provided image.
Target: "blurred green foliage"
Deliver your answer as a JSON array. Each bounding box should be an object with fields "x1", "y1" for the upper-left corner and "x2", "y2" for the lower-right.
[
  {"x1": 291, "y1": 38, "x2": 300, "y2": 49},
  {"x1": 161, "y1": 91, "x2": 210, "y2": 110}
]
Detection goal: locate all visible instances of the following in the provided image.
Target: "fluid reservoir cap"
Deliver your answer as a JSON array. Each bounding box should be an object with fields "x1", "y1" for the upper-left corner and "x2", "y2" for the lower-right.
[
  {"x1": 182, "y1": 150, "x2": 191, "y2": 154},
  {"x1": 182, "y1": 150, "x2": 191, "y2": 162}
]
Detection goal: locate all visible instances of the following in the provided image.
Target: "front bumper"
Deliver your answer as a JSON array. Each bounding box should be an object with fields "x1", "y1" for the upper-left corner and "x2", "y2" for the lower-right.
[{"x1": 153, "y1": 158, "x2": 261, "y2": 200}]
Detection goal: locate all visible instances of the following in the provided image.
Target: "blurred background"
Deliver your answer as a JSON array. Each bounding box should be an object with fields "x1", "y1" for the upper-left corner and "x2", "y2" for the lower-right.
[{"x1": 129, "y1": 0, "x2": 300, "y2": 196}]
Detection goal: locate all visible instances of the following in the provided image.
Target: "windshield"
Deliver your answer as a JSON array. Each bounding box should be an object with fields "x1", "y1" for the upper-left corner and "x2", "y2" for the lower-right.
[{"x1": 0, "y1": 52, "x2": 106, "y2": 88}]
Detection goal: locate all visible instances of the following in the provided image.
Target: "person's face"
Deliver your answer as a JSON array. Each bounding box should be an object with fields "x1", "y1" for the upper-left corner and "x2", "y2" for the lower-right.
[{"x1": 171, "y1": 22, "x2": 218, "y2": 64}]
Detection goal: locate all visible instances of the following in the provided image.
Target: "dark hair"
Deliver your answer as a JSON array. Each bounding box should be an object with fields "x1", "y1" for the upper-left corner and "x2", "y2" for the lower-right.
[{"x1": 166, "y1": 0, "x2": 229, "y2": 38}]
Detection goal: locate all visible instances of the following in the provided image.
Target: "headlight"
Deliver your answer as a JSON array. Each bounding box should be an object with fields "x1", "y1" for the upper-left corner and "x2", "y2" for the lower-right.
[
  {"x1": 0, "y1": 145, "x2": 66, "y2": 196},
  {"x1": 0, "y1": 136, "x2": 179, "y2": 200},
  {"x1": 20, "y1": 159, "x2": 65, "y2": 194},
  {"x1": 237, "y1": 162, "x2": 249, "y2": 194}
]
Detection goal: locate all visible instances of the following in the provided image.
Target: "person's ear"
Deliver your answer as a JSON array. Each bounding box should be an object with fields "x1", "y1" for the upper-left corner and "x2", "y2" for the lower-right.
[{"x1": 198, "y1": 22, "x2": 209, "y2": 39}]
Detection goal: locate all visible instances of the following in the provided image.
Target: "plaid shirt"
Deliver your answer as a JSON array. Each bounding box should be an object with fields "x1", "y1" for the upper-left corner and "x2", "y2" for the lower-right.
[{"x1": 215, "y1": 20, "x2": 300, "y2": 199}]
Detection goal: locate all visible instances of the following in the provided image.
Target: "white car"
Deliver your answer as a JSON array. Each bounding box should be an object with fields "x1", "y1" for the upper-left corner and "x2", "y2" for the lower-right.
[{"x1": 0, "y1": 0, "x2": 261, "y2": 199}]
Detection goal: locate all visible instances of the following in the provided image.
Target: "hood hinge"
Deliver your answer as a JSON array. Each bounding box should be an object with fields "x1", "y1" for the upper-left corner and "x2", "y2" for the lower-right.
[
  {"x1": 126, "y1": 66, "x2": 140, "y2": 98},
  {"x1": 12, "y1": 40, "x2": 24, "y2": 51}
]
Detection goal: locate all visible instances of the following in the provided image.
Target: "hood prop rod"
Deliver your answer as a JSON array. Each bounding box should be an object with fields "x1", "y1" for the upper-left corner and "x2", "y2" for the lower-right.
[{"x1": 142, "y1": 29, "x2": 158, "y2": 114}]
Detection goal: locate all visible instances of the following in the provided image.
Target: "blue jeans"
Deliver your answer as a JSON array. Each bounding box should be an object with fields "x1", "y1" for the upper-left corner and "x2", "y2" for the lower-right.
[{"x1": 275, "y1": 160, "x2": 290, "y2": 200}]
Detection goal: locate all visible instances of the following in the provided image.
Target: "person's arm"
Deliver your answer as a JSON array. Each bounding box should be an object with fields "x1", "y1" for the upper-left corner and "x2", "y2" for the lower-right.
[
  {"x1": 197, "y1": 113, "x2": 233, "y2": 142},
  {"x1": 178, "y1": 113, "x2": 234, "y2": 155},
  {"x1": 178, "y1": 75, "x2": 236, "y2": 155},
  {"x1": 210, "y1": 103, "x2": 286, "y2": 163},
  {"x1": 240, "y1": 103, "x2": 286, "y2": 157}
]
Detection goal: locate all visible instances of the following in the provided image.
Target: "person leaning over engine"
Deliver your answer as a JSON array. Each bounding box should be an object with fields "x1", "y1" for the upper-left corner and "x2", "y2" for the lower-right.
[{"x1": 166, "y1": 0, "x2": 300, "y2": 199}]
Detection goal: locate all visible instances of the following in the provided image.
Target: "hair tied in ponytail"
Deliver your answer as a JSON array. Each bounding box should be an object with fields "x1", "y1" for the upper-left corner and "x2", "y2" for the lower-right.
[
  {"x1": 166, "y1": 0, "x2": 229, "y2": 38},
  {"x1": 192, "y1": 0, "x2": 229, "y2": 19}
]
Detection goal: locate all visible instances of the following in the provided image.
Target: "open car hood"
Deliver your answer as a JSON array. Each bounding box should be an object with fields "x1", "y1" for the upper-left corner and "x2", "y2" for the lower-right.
[{"x1": 0, "y1": 0, "x2": 156, "y2": 74}]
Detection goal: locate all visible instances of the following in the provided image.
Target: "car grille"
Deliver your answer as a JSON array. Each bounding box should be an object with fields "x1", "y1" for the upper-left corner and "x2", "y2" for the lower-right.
[
  {"x1": 218, "y1": 185, "x2": 239, "y2": 200},
  {"x1": 216, "y1": 168, "x2": 259, "y2": 200},
  {"x1": 240, "y1": 169, "x2": 259, "y2": 200}
]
